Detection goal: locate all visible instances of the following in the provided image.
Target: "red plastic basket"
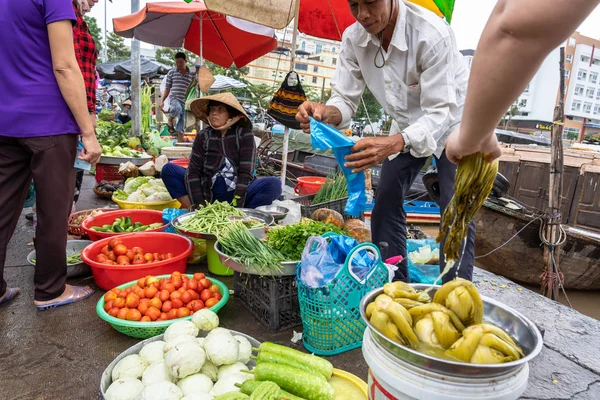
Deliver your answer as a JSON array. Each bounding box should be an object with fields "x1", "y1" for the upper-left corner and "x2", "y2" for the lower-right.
[
  {"x1": 95, "y1": 164, "x2": 121, "y2": 183},
  {"x1": 81, "y1": 209, "x2": 166, "y2": 241},
  {"x1": 170, "y1": 159, "x2": 189, "y2": 168},
  {"x1": 81, "y1": 232, "x2": 193, "y2": 290}
]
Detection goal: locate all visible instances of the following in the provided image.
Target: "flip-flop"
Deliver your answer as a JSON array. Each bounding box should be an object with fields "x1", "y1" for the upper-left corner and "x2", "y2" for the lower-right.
[
  {"x1": 0, "y1": 287, "x2": 20, "y2": 306},
  {"x1": 35, "y1": 286, "x2": 94, "y2": 311}
]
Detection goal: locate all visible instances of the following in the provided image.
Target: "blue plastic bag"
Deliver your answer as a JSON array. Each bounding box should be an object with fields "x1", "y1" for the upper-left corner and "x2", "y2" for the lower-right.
[
  {"x1": 407, "y1": 238, "x2": 441, "y2": 284},
  {"x1": 310, "y1": 118, "x2": 367, "y2": 217},
  {"x1": 162, "y1": 208, "x2": 188, "y2": 233}
]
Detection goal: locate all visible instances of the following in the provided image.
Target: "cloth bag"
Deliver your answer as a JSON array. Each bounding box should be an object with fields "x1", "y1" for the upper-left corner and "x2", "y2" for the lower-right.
[{"x1": 267, "y1": 71, "x2": 307, "y2": 129}]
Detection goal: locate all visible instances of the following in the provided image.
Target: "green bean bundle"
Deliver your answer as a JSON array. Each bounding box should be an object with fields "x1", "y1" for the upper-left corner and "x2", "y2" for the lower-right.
[
  {"x1": 175, "y1": 201, "x2": 246, "y2": 235},
  {"x1": 437, "y1": 153, "x2": 498, "y2": 261},
  {"x1": 219, "y1": 222, "x2": 285, "y2": 274}
]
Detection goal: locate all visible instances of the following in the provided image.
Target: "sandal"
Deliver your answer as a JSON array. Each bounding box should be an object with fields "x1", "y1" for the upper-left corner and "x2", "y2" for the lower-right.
[
  {"x1": 35, "y1": 285, "x2": 94, "y2": 311},
  {"x1": 0, "y1": 287, "x2": 20, "y2": 306}
]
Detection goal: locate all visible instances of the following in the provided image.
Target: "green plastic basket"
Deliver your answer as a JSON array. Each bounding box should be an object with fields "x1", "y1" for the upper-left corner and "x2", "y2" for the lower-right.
[
  {"x1": 298, "y1": 241, "x2": 391, "y2": 356},
  {"x1": 96, "y1": 274, "x2": 230, "y2": 339}
]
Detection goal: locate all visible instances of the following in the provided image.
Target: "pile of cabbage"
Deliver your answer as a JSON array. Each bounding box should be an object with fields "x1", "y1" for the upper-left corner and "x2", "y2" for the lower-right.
[
  {"x1": 113, "y1": 177, "x2": 174, "y2": 203},
  {"x1": 105, "y1": 309, "x2": 254, "y2": 400}
]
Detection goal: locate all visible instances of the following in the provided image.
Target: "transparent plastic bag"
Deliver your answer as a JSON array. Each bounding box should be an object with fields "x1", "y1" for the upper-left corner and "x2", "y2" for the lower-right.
[{"x1": 300, "y1": 236, "x2": 341, "y2": 288}]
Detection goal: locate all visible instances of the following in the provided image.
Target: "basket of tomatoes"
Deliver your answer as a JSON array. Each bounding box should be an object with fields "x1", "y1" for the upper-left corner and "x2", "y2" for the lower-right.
[
  {"x1": 96, "y1": 272, "x2": 229, "y2": 338},
  {"x1": 81, "y1": 232, "x2": 193, "y2": 290}
]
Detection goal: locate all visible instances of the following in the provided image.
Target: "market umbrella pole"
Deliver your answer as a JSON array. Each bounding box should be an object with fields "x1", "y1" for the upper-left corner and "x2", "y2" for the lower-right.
[
  {"x1": 130, "y1": 0, "x2": 141, "y2": 136},
  {"x1": 280, "y1": 0, "x2": 301, "y2": 191}
]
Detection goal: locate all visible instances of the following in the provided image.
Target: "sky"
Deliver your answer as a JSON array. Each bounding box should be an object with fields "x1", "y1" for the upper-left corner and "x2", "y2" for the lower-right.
[{"x1": 89, "y1": 0, "x2": 600, "y2": 51}]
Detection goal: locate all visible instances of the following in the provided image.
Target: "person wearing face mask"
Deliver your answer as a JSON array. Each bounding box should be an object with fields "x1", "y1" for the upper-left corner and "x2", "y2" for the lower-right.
[
  {"x1": 161, "y1": 93, "x2": 282, "y2": 209},
  {"x1": 296, "y1": 0, "x2": 472, "y2": 283}
]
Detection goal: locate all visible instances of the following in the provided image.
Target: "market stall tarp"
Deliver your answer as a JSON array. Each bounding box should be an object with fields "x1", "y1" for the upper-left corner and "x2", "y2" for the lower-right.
[{"x1": 97, "y1": 58, "x2": 170, "y2": 80}]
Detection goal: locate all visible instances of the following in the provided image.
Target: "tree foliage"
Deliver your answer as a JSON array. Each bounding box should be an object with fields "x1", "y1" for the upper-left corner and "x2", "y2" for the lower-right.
[
  {"x1": 355, "y1": 87, "x2": 382, "y2": 121},
  {"x1": 84, "y1": 16, "x2": 103, "y2": 52},
  {"x1": 106, "y1": 32, "x2": 130, "y2": 61},
  {"x1": 247, "y1": 83, "x2": 276, "y2": 109}
]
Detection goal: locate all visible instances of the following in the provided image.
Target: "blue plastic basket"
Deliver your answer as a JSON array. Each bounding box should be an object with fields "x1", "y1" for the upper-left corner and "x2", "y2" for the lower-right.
[
  {"x1": 298, "y1": 241, "x2": 392, "y2": 356},
  {"x1": 407, "y1": 238, "x2": 441, "y2": 284}
]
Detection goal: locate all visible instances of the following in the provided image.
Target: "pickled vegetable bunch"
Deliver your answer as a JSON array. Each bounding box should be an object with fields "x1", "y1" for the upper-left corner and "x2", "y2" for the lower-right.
[{"x1": 366, "y1": 279, "x2": 524, "y2": 365}]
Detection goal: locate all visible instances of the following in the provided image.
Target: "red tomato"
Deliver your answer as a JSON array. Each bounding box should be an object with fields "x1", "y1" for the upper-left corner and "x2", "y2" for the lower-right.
[
  {"x1": 171, "y1": 299, "x2": 184, "y2": 309},
  {"x1": 171, "y1": 277, "x2": 183, "y2": 290},
  {"x1": 153, "y1": 253, "x2": 161, "y2": 262},
  {"x1": 137, "y1": 277, "x2": 147, "y2": 288},
  {"x1": 140, "y1": 316, "x2": 152, "y2": 322},
  {"x1": 176, "y1": 308, "x2": 190, "y2": 318},
  {"x1": 117, "y1": 255, "x2": 130, "y2": 264},
  {"x1": 131, "y1": 246, "x2": 144, "y2": 255},
  {"x1": 205, "y1": 297, "x2": 219, "y2": 308},
  {"x1": 104, "y1": 300, "x2": 114, "y2": 312},
  {"x1": 171, "y1": 271, "x2": 182, "y2": 278},
  {"x1": 113, "y1": 297, "x2": 125, "y2": 308},
  {"x1": 199, "y1": 279, "x2": 212, "y2": 289},
  {"x1": 186, "y1": 289, "x2": 199, "y2": 301},
  {"x1": 101, "y1": 245, "x2": 110, "y2": 256},
  {"x1": 137, "y1": 302, "x2": 149, "y2": 315},
  {"x1": 143, "y1": 253, "x2": 154, "y2": 262},
  {"x1": 148, "y1": 297, "x2": 162, "y2": 310},
  {"x1": 159, "y1": 312, "x2": 168, "y2": 321},
  {"x1": 164, "y1": 283, "x2": 176, "y2": 293},
  {"x1": 145, "y1": 307, "x2": 161, "y2": 321},
  {"x1": 107, "y1": 251, "x2": 117, "y2": 262},
  {"x1": 186, "y1": 279, "x2": 198, "y2": 291},
  {"x1": 158, "y1": 289, "x2": 170, "y2": 302},
  {"x1": 104, "y1": 291, "x2": 118, "y2": 302},
  {"x1": 114, "y1": 244, "x2": 128, "y2": 256},
  {"x1": 170, "y1": 291, "x2": 182, "y2": 301},
  {"x1": 188, "y1": 300, "x2": 204, "y2": 312},
  {"x1": 108, "y1": 308, "x2": 120, "y2": 317},
  {"x1": 132, "y1": 254, "x2": 145, "y2": 265},
  {"x1": 117, "y1": 308, "x2": 129, "y2": 320},
  {"x1": 126, "y1": 309, "x2": 142, "y2": 321},
  {"x1": 200, "y1": 289, "x2": 213, "y2": 302},
  {"x1": 164, "y1": 253, "x2": 174, "y2": 260},
  {"x1": 96, "y1": 254, "x2": 108, "y2": 263},
  {"x1": 213, "y1": 293, "x2": 223, "y2": 301},
  {"x1": 209, "y1": 285, "x2": 220, "y2": 294},
  {"x1": 125, "y1": 250, "x2": 135, "y2": 261},
  {"x1": 180, "y1": 291, "x2": 192, "y2": 304},
  {"x1": 144, "y1": 286, "x2": 158, "y2": 299},
  {"x1": 125, "y1": 293, "x2": 140, "y2": 308},
  {"x1": 117, "y1": 291, "x2": 127, "y2": 299},
  {"x1": 108, "y1": 238, "x2": 122, "y2": 251},
  {"x1": 146, "y1": 276, "x2": 160, "y2": 286},
  {"x1": 193, "y1": 273, "x2": 206, "y2": 281},
  {"x1": 166, "y1": 309, "x2": 178, "y2": 320},
  {"x1": 162, "y1": 300, "x2": 172, "y2": 313}
]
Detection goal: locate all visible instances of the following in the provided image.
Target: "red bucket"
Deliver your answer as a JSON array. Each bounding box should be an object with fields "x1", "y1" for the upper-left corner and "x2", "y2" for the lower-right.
[
  {"x1": 81, "y1": 232, "x2": 193, "y2": 290},
  {"x1": 170, "y1": 159, "x2": 189, "y2": 168},
  {"x1": 294, "y1": 176, "x2": 327, "y2": 196},
  {"x1": 81, "y1": 209, "x2": 166, "y2": 241}
]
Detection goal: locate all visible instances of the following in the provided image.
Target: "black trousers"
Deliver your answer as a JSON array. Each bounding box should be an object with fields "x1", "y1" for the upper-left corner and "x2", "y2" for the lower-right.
[
  {"x1": 0, "y1": 134, "x2": 77, "y2": 300},
  {"x1": 371, "y1": 150, "x2": 475, "y2": 283}
]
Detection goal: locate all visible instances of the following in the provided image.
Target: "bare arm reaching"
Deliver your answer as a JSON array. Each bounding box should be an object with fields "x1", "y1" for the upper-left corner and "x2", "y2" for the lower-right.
[{"x1": 445, "y1": 0, "x2": 600, "y2": 164}]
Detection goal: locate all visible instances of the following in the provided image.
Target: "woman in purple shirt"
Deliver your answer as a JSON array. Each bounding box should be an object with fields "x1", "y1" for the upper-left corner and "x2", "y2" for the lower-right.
[{"x1": 0, "y1": 0, "x2": 102, "y2": 309}]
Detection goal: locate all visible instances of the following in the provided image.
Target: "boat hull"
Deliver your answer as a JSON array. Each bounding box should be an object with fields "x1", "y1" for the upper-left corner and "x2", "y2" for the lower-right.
[{"x1": 475, "y1": 202, "x2": 600, "y2": 290}]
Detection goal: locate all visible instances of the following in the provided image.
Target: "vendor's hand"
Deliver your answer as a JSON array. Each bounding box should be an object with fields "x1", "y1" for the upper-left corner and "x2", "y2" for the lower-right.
[
  {"x1": 445, "y1": 125, "x2": 502, "y2": 165},
  {"x1": 79, "y1": 133, "x2": 103, "y2": 166},
  {"x1": 295, "y1": 101, "x2": 335, "y2": 133},
  {"x1": 345, "y1": 135, "x2": 405, "y2": 173}
]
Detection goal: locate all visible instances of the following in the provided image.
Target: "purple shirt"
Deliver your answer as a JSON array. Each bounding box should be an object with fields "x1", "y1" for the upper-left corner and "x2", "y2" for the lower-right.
[{"x1": 0, "y1": 0, "x2": 80, "y2": 138}]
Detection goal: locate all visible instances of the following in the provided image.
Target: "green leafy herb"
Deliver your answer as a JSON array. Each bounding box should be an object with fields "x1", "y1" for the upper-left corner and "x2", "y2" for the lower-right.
[{"x1": 265, "y1": 219, "x2": 343, "y2": 261}]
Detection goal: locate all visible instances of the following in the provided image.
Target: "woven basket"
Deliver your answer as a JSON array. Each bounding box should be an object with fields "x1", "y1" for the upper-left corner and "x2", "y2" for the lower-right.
[
  {"x1": 93, "y1": 184, "x2": 118, "y2": 199},
  {"x1": 68, "y1": 208, "x2": 108, "y2": 237}
]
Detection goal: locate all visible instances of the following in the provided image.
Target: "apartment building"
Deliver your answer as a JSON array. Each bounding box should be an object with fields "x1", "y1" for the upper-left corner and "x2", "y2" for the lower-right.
[{"x1": 243, "y1": 28, "x2": 341, "y2": 93}]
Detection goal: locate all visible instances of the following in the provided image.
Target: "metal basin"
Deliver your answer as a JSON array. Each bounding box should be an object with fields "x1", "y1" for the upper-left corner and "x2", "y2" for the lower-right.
[
  {"x1": 172, "y1": 208, "x2": 273, "y2": 240},
  {"x1": 255, "y1": 205, "x2": 289, "y2": 222},
  {"x1": 214, "y1": 241, "x2": 298, "y2": 276},
  {"x1": 27, "y1": 240, "x2": 92, "y2": 278},
  {"x1": 359, "y1": 284, "x2": 543, "y2": 379},
  {"x1": 100, "y1": 331, "x2": 260, "y2": 398}
]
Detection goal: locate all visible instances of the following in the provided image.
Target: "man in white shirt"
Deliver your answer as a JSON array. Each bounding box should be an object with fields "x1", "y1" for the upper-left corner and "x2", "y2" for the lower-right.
[{"x1": 296, "y1": 0, "x2": 474, "y2": 283}]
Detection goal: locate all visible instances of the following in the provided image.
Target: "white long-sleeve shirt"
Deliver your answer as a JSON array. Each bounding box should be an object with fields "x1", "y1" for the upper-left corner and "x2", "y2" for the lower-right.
[{"x1": 326, "y1": 0, "x2": 469, "y2": 159}]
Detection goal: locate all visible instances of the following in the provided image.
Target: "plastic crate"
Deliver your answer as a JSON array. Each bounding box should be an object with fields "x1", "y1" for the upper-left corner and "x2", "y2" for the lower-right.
[
  {"x1": 95, "y1": 164, "x2": 121, "y2": 183},
  {"x1": 291, "y1": 194, "x2": 363, "y2": 221},
  {"x1": 233, "y1": 272, "x2": 302, "y2": 332}
]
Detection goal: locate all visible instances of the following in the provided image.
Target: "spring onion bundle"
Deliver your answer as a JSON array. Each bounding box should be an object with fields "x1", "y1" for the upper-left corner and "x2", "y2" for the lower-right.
[
  {"x1": 437, "y1": 153, "x2": 498, "y2": 262},
  {"x1": 312, "y1": 172, "x2": 348, "y2": 204},
  {"x1": 219, "y1": 222, "x2": 285, "y2": 273}
]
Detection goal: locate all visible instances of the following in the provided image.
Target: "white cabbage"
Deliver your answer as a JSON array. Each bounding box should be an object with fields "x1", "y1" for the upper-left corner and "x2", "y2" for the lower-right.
[
  {"x1": 197, "y1": 337, "x2": 205, "y2": 348},
  {"x1": 139, "y1": 341, "x2": 166, "y2": 364},
  {"x1": 164, "y1": 335, "x2": 199, "y2": 353},
  {"x1": 137, "y1": 382, "x2": 183, "y2": 400},
  {"x1": 165, "y1": 342, "x2": 206, "y2": 379},
  {"x1": 192, "y1": 309, "x2": 220, "y2": 332},
  {"x1": 217, "y1": 362, "x2": 247, "y2": 380},
  {"x1": 209, "y1": 373, "x2": 248, "y2": 397},
  {"x1": 204, "y1": 332, "x2": 239, "y2": 366},
  {"x1": 206, "y1": 328, "x2": 230, "y2": 339},
  {"x1": 127, "y1": 191, "x2": 146, "y2": 203},
  {"x1": 105, "y1": 377, "x2": 144, "y2": 400},
  {"x1": 146, "y1": 192, "x2": 173, "y2": 202},
  {"x1": 111, "y1": 355, "x2": 148, "y2": 381},
  {"x1": 234, "y1": 336, "x2": 252, "y2": 364},
  {"x1": 200, "y1": 360, "x2": 219, "y2": 382},
  {"x1": 164, "y1": 321, "x2": 200, "y2": 342},
  {"x1": 142, "y1": 362, "x2": 175, "y2": 385},
  {"x1": 177, "y1": 373, "x2": 214, "y2": 396}
]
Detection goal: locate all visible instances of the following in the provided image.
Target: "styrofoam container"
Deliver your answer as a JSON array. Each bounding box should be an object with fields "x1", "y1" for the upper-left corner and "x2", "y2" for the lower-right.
[{"x1": 362, "y1": 329, "x2": 529, "y2": 400}]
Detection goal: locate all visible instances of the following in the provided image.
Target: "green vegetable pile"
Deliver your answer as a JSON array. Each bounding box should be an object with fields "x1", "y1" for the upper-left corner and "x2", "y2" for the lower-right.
[
  {"x1": 141, "y1": 85, "x2": 152, "y2": 134},
  {"x1": 265, "y1": 219, "x2": 343, "y2": 261},
  {"x1": 90, "y1": 216, "x2": 163, "y2": 233},
  {"x1": 219, "y1": 222, "x2": 285, "y2": 273},
  {"x1": 174, "y1": 201, "x2": 261, "y2": 235},
  {"x1": 113, "y1": 176, "x2": 173, "y2": 203},
  {"x1": 312, "y1": 172, "x2": 347, "y2": 204},
  {"x1": 32, "y1": 251, "x2": 82, "y2": 265}
]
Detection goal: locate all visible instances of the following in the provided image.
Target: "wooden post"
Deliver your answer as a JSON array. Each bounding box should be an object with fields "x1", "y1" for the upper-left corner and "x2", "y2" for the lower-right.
[{"x1": 543, "y1": 47, "x2": 566, "y2": 300}]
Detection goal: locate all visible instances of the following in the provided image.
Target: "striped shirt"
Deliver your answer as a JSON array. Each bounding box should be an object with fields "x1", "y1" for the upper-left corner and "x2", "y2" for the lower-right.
[{"x1": 165, "y1": 67, "x2": 194, "y2": 103}]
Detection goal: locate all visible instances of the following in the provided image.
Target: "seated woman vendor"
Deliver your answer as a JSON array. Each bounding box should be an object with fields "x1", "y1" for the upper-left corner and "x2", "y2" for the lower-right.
[{"x1": 162, "y1": 93, "x2": 281, "y2": 209}]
